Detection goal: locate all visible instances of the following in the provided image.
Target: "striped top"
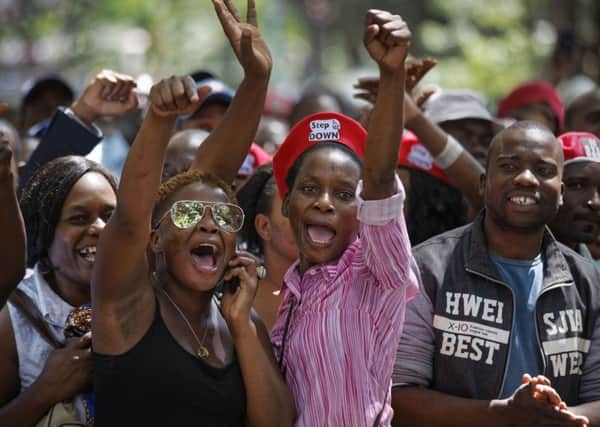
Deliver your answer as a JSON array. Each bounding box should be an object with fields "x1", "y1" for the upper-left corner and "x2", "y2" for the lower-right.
[{"x1": 271, "y1": 179, "x2": 418, "y2": 426}]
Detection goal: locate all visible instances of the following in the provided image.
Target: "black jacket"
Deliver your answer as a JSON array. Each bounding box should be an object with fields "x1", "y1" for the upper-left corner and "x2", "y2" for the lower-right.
[{"x1": 395, "y1": 212, "x2": 600, "y2": 405}]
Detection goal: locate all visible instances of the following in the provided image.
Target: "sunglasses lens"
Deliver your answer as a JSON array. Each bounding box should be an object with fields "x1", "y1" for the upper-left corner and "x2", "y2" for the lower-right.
[
  {"x1": 212, "y1": 204, "x2": 244, "y2": 232},
  {"x1": 171, "y1": 201, "x2": 204, "y2": 229}
]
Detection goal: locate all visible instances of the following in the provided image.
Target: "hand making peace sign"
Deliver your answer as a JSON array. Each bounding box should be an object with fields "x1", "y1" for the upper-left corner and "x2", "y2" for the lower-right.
[{"x1": 214, "y1": 0, "x2": 272, "y2": 79}]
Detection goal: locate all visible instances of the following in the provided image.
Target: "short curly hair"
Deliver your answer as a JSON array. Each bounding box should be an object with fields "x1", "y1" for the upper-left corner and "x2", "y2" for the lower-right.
[{"x1": 152, "y1": 169, "x2": 237, "y2": 228}]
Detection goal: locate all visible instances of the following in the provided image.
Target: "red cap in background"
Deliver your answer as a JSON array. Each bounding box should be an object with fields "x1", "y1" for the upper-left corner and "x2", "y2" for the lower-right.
[
  {"x1": 497, "y1": 80, "x2": 564, "y2": 132},
  {"x1": 397, "y1": 130, "x2": 453, "y2": 186},
  {"x1": 558, "y1": 132, "x2": 600, "y2": 166}
]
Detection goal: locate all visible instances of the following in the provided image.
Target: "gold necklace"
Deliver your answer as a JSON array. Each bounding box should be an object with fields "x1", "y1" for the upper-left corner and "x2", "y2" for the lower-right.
[{"x1": 157, "y1": 284, "x2": 211, "y2": 359}]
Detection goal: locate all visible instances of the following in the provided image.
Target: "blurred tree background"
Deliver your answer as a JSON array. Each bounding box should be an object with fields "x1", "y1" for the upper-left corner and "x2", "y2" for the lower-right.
[{"x1": 0, "y1": 0, "x2": 598, "y2": 107}]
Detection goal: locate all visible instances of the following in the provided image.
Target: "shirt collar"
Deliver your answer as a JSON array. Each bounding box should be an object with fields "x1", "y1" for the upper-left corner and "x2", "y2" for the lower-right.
[
  {"x1": 32, "y1": 264, "x2": 75, "y2": 328},
  {"x1": 466, "y1": 211, "x2": 573, "y2": 289},
  {"x1": 282, "y1": 258, "x2": 342, "y2": 299}
]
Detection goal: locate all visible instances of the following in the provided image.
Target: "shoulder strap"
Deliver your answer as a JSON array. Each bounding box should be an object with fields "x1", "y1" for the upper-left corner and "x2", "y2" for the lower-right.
[{"x1": 8, "y1": 288, "x2": 65, "y2": 349}]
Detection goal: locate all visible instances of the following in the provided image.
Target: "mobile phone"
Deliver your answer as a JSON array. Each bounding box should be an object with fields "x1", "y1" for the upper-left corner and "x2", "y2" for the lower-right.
[{"x1": 216, "y1": 267, "x2": 240, "y2": 294}]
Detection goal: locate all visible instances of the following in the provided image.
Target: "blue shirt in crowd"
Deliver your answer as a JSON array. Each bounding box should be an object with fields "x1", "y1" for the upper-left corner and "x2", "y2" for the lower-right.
[{"x1": 490, "y1": 253, "x2": 544, "y2": 398}]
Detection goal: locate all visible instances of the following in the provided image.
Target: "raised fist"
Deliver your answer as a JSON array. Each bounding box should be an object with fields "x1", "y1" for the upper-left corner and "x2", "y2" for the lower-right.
[
  {"x1": 364, "y1": 10, "x2": 412, "y2": 73},
  {"x1": 71, "y1": 70, "x2": 138, "y2": 126}
]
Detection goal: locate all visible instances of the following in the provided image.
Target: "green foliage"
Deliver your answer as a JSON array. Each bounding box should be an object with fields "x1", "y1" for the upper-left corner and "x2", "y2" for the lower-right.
[
  {"x1": 418, "y1": 0, "x2": 550, "y2": 100},
  {"x1": 0, "y1": 0, "x2": 552, "y2": 101}
]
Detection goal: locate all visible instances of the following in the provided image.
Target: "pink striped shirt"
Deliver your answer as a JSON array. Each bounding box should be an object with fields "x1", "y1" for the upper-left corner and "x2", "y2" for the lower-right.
[{"x1": 271, "y1": 179, "x2": 418, "y2": 426}]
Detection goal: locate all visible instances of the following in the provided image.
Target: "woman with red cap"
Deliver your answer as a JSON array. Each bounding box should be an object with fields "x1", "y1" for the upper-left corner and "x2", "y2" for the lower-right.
[{"x1": 271, "y1": 9, "x2": 418, "y2": 426}]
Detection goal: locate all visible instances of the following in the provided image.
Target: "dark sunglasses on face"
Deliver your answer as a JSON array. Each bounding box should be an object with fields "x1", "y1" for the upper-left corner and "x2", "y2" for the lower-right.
[{"x1": 155, "y1": 200, "x2": 244, "y2": 233}]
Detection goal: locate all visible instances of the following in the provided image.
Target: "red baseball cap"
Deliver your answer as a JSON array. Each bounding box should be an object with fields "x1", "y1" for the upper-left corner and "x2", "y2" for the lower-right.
[
  {"x1": 397, "y1": 131, "x2": 452, "y2": 186},
  {"x1": 497, "y1": 80, "x2": 565, "y2": 132},
  {"x1": 558, "y1": 132, "x2": 600, "y2": 166},
  {"x1": 238, "y1": 143, "x2": 272, "y2": 177},
  {"x1": 273, "y1": 112, "x2": 367, "y2": 197}
]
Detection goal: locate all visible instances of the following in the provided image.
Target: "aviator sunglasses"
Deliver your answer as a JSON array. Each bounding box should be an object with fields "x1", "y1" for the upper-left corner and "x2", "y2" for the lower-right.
[{"x1": 155, "y1": 200, "x2": 244, "y2": 233}]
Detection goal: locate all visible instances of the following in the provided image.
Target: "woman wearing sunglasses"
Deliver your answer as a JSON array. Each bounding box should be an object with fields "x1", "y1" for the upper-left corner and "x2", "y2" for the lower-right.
[{"x1": 91, "y1": 1, "x2": 294, "y2": 426}]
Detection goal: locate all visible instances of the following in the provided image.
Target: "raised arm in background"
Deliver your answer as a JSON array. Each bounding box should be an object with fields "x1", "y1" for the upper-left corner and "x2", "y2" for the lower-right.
[
  {"x1": 17, "y1": 70, "x2": 137, "y2": 194},
  {"x1": 361, "y1": 9, "x2": 410, "y2": 200},
  {"x1": 191, "y1": 0, "x2": 272, "y2": 184},
  {"x1": 355, "y1": 60, "x2": 484, "y2": 211}
]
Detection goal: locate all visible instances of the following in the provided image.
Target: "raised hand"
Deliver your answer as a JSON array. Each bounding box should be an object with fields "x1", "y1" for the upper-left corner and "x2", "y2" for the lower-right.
[
  {"x1": 220, "y1": 251, "x2": 261, "y2": 335},
  {"x1": 354, "y1": 57, "x2": 436, "y2": 129},
  {"x1": 363, "y1": 10, "x2": 411, "y2": 73},
  {"x1": 71, "y1": 70, "x2": 139, "y2": 126},
  {"x1": 213, "y1": 0, "x2": 272, "y2": 79},
  {"x1": 406, "y1": 57, "x2": 437, "y2": 93},
  {"x1": 0, "y1": 139, "x2": 13, "y2": 178},
  {"x1": 148, "y1": 75, "x2": 212, "y2": 118},
  {"x1": 354, "y1": 57, "x2": 437, "y2": 105}
]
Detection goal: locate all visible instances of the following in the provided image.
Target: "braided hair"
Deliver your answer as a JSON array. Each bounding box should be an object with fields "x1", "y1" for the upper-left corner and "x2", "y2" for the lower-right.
[
  {"x1": 20, "y1": 155, "x2": 117, "y2": 268},
  {"x1": 236, "y1": 163, "x2": 277, "y2": 257}
]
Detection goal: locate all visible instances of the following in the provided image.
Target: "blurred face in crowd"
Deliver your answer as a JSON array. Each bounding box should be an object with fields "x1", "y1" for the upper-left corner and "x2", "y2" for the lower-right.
[
  {"x1": 550, "y1": 161, "x2": 600, "y2": 247},
  {"x1": 180, "y1": 102, "x2": 228, "y2": 132},
  {"x1": 177, "y1": 101, "x2": 247, "y2": 189},
  {"x1": 255, "y1": 116, "x2": 289, "y2": 155},
  {"x1": 48, "y1": 172, "x2": 116, "y2": 291},
  {"x1": 565, "y1": 90, "x2": 600, "y2": 137},
  {"x1": 257, "y1": 187, "x2": 298, "y2": 265},
  {"x1": 162, "y1": 129, "x2": 209, "y2": 182},
  {"x1": 440, "y1": 118, "x2": 495, "y2": 165},
  {"x1": 289, "y1": 93, "x2": 342, "y2": 127},
  {"x1": 505, "y1": 103, "x2": 558, "y2": 135},
  {"x1": 21, "y1": 90, "x2": 72, "y2": 134},
  {"x1": 482, "y1": 123, "x2": 563, "y2": 234}
]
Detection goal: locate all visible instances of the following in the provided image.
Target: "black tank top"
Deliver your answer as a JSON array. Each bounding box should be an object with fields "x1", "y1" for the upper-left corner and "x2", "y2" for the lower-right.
[{"x1": 93, "y1": 299, "x2": 246, "y2": 427}]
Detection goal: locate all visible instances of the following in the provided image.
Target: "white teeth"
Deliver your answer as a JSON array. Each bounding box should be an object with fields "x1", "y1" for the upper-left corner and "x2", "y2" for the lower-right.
[
  {"x1": 78, "y1": 246, "x2": 97, "y2": 256},
  {"x1": 510, "y1": 196, "x2": 536, "y2": 206}
]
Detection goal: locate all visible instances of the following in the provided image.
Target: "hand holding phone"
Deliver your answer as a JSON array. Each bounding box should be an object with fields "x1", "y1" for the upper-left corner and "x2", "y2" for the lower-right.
[
  {"x1": 219, "y1": 267, "x2": 240, "y2": 294},
  {"x1": 219, "y1": 251, "x2": 261, "y2": 331}
]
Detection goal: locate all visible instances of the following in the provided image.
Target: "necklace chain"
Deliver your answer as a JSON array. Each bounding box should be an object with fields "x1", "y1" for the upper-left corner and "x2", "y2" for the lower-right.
[{"x1": 156, "y1": 283, "x2": 211, "y2": 359}]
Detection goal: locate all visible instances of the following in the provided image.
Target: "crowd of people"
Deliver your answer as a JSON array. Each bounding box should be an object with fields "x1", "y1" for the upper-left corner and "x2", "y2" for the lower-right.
[{"x1": 0, "y1": 1, "x2": 600, "y2": 426}]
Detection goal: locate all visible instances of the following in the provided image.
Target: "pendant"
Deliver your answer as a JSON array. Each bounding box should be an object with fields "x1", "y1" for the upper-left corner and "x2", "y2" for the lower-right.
[{"x1": 197, "y1": 345, "x2": 210, "y2": 359}]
